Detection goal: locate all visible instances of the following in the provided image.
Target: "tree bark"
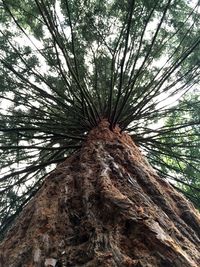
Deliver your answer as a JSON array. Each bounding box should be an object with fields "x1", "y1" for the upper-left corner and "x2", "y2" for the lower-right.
[{"x1": 0, "y1": 120, "x2": 200, "y2": 267}]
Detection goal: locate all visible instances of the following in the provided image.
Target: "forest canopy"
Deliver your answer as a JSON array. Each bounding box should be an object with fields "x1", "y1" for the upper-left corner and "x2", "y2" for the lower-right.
[{"x1": 0, "y1": 0, "x2": 200, "y2": 237}]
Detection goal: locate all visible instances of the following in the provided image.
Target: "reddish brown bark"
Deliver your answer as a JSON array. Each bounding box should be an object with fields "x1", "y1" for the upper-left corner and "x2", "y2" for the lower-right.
[{"x1": 0, "y1": 120, "x2": 200, "y2": 266}]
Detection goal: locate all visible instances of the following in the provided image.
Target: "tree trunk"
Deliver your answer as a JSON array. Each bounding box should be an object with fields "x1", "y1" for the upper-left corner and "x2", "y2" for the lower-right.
[{"x1": 0, "y1": 120, "x2": 200, "y2": 267}]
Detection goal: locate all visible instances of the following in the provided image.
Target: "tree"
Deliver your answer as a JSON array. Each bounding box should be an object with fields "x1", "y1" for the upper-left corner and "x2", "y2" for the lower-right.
[{"x1": 0, "y1": 0, "x2": 200, "y2": 266}]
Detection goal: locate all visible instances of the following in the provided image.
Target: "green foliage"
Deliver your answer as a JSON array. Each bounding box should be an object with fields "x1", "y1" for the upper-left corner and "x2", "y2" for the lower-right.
[
  {"x1": 0, "y1": 0, "x2": 200, "y2": 237},
  {"x1": 147, "y1": 93, "x2": 200, "y2": 208}
]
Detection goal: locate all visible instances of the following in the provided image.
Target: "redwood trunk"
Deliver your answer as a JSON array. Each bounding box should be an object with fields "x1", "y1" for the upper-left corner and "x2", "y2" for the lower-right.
[{"x1": 0, "y1": 121, "x2": 200, "y2": 267}]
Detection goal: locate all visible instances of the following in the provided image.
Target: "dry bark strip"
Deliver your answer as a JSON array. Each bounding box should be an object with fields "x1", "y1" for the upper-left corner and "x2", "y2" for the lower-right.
[{"x1": 0, "y1": 120, "x2": 199, "y2": 267}]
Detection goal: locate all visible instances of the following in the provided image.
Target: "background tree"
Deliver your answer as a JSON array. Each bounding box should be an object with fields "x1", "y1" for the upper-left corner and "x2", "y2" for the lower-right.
[
  {"x1": 0, "y1": 0, "x2": 200, "y2": 263},
  {"x1": 147, "y1": 92, "x2": 200, "y2": 208}
]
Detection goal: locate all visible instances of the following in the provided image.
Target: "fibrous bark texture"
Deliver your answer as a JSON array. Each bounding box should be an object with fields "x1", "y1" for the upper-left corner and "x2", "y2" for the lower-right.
[{"x1": 0, "y1": 121, "x2": 200, "y2": 267}]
